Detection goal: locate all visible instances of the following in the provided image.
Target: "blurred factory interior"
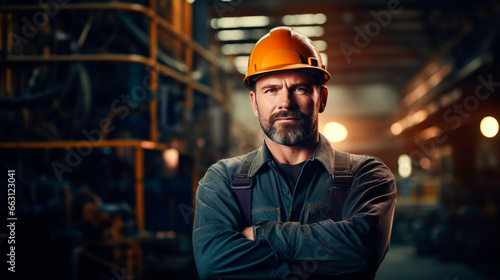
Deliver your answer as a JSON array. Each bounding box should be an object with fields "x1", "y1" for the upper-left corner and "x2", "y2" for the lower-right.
[{"x1": 1, "y1": 0, "x2": 500, "y2": 279}]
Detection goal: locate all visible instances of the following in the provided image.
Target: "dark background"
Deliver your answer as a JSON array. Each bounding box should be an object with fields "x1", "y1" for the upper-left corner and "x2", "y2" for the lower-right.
[{"x1": 1, "y1": 0, "x2": 499, "y2": 279}]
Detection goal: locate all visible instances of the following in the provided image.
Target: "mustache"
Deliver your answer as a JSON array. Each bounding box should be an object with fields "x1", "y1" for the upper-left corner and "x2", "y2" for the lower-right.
[{"x1": 269, "y1": 110, "x2": 304, "y2": 123}]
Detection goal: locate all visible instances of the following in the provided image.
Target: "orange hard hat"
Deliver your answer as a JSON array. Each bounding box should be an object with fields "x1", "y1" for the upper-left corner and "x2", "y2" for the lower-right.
[{"x1": 243, "y1": 26, "x2": 330, "y2": 89}]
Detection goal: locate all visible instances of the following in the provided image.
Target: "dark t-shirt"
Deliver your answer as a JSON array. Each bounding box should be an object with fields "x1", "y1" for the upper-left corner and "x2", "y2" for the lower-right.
[{"x1": 276, "y1": 160, "x2": 307, "y2": 194}]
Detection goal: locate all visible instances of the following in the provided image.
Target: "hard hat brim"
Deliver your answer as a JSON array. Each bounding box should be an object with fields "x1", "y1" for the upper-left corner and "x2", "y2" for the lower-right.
[{"x1": 243, "y1": 64, "x2": 331, "y2": 90}]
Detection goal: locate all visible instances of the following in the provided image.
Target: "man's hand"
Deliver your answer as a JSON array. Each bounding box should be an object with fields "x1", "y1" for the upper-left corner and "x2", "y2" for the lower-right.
[{"x1": 241, "y1": 226, "x2": 254, "y2": 241}]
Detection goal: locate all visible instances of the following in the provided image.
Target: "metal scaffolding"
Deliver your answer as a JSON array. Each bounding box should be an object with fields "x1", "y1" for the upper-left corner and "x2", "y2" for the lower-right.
[{"x1": 0, "y1": 0, "x2": 231, "y2": 232}]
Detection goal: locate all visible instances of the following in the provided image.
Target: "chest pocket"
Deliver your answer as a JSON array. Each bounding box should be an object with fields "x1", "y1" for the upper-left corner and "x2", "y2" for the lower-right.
[{"x1": 305, "y1": 204, "x2": 334, "y2": 224}]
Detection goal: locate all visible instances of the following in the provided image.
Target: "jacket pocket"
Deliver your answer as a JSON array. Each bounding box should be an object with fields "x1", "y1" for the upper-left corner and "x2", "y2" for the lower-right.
[
  {"x1": 305, "y1": 204, "x2": 334, "y2": 224},
  {"x1": 251, "y1": 208, "x2": 281, "y2": 223}
]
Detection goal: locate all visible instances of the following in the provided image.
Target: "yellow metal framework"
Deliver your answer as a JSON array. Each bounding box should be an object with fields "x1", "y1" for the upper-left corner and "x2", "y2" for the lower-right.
[{"x1": 0, "y1": 1, "x2": 230, "y2": 232}]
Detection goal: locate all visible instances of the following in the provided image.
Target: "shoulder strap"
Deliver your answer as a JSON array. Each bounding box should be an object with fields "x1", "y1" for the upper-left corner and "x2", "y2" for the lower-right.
[
  {"x1": 232, "y1": 150, "x2": 259, "y2": 227},
  {"x1": 232, "y1": 149, "x2": 352, "y2": 224},
  {"x1": 332, "y1": 150, "x2": 353, "y2": 221}
]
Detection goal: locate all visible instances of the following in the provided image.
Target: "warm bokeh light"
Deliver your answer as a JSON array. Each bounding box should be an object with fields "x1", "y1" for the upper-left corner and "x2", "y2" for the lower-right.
[
  {"x1": 411, "y1": 109, "x2": 428, "y2": 125},
  {"x1": 140, "y1": 141, "x2": 156, "y2": 149},
  {"x1": 323, "y1": 122, "x2": 348, "y2": 142},
  {"x1": 418, "y1": 126, "x2": 442, "y2": 140},
  {"x1": 419, "y1": 157, "x2": 431, "y2": 170},
  {"x1": 480, "y1": 116, "x2": 499, "y2": 138},
  {"x1": 163, "y1": 148, "x2": 179, "y2": 169},
  {"x1": 398, "y1": 154, "x2": 412, "y2": 178},
  {"x1": 391, "y1": 122, "x2": 403, "y2": 135}
]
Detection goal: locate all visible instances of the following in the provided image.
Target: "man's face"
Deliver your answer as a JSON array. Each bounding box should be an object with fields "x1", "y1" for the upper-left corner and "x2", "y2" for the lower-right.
[{"x1": 250, "y1": 70, "x2": 328, "y2": 146}]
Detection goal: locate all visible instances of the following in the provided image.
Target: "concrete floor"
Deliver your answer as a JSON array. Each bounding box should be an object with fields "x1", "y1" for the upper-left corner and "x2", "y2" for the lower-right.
[{"x1": 376, "y1": 244, "x2": 494, "y2": 280}]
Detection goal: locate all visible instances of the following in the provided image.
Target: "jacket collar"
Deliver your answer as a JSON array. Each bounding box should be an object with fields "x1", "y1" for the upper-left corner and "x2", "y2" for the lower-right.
[
  {"x1": 248, "y1": 133, "x2": 335, "y2": 176},
  {"x1": 311, "y1": 134, "x2": 335, "y2": 175}
]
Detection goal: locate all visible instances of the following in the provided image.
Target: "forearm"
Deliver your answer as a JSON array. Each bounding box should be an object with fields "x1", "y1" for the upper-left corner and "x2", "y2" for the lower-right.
[
  {"x1": 254, "y1": 215, "x2": 389, "y2": 274},
  {"x1": 194, "y1": 225, "x2": 281, "y2": 279},
  {"x1": 193, "y1": 183, "x2": 289, "y2": 279},
  {"x1": 254, "y1": 177, "x2": 396, "y2": 275}
]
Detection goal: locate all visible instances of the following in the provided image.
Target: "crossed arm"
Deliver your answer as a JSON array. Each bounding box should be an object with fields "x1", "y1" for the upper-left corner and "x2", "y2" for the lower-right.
[{"x1": 193, "y1": 159, "x2": 396, "y2": 279}]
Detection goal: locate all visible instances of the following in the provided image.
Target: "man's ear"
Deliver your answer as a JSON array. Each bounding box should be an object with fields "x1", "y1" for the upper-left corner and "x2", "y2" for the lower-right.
[
  {"x1": 250, "y1": 91, "x2": 259, "y2": 117},
  {"x1": 319, "y1": 86, "x2": 328, "y2": 113}
]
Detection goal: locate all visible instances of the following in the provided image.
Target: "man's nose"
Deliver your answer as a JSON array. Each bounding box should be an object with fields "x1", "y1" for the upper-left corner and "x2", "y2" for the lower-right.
[{"x1": 277, "y1": 91, "x2": 294, "y2": 110}]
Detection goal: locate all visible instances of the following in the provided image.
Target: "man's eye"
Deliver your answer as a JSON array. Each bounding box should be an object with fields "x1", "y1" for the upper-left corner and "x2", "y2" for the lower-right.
[
  {"x1": 264, "y1": 89, "x2": 276, "y2": 94},
  {"x1": 293, "y1": 87, "x2": 308, "y2": 93}
]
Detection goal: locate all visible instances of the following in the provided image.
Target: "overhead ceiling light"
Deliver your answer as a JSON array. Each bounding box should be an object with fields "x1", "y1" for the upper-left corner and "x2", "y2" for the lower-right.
[
  {"x1": 290, "y1": 26, "x2": 325, "y2": 37},
  {"x1": 282, "y1": 13, "x2": 327, "y2": 25},
  {"x1": 313, "y1": 40, "x2": 327, "y2": 51},
  {"x1": 418, "y1": 126, "x2": 443, "y2": 140},
  {"x1": 411, "y1": 109, "x2": 428, "y2": 125},
  {"x1": 211, "y1": 15, "x2": 271, "y2": 29},
  {"x1": 216, "y1": 30, "x2": 246, "y2": 41},
  {"x1": 403, "y1": 63, "x2": 452, "y2": 106},
  {"x1": 215, "y1": 29, "x2": 268, "y2": 41},
  {"x1": 320, "y1": 53, "x2": 328, "y2": 68},
  {"x1": 233, "y1": 56, "x2": 249, "y2": 75},
  {"x1": 439, "y1": 89, "x2": 462, "y2": 107},
  {"x1": 392, "y1": 109, "x2": 430, "y2": 135},
  {"x1": 221, "y1": 43, "x2": 255, "y2": 55}
]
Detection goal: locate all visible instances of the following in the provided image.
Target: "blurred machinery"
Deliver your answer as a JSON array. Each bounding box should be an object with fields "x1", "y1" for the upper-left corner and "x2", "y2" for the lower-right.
[
  {"x1": 1, "y1": 0, "x2": 500, "y2": 279},
  {"x1": 390, "y1": 4, "x2": 500, "y2": 272},
  {"x1": 0, "y1": 0, "x2": 233, "y2": 279}
]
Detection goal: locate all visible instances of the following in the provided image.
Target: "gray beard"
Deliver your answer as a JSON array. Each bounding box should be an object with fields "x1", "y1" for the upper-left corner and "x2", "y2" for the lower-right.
[{"x1": 258, "y1": 110, "x2": 317, "y2": 146}]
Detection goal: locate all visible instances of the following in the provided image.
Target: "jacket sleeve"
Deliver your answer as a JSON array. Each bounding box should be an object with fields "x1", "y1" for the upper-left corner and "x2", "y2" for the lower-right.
[
  {"x1": 253, "y1": 156, "x2": 397, "y2": 276},
  {"x1": 192, "y1": 162, "x2": 289, "y2": 280}
]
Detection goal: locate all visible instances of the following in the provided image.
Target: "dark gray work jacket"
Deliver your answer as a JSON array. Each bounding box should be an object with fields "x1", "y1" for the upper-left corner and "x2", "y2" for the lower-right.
[{"x1": 193, "y1": 134, "x2": 397, "y2": 280}]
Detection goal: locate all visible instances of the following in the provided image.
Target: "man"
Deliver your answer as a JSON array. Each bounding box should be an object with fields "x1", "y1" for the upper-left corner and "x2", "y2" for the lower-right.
[{"x1": 193, "y1": 26, "x2": 396, "y2": 280}]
